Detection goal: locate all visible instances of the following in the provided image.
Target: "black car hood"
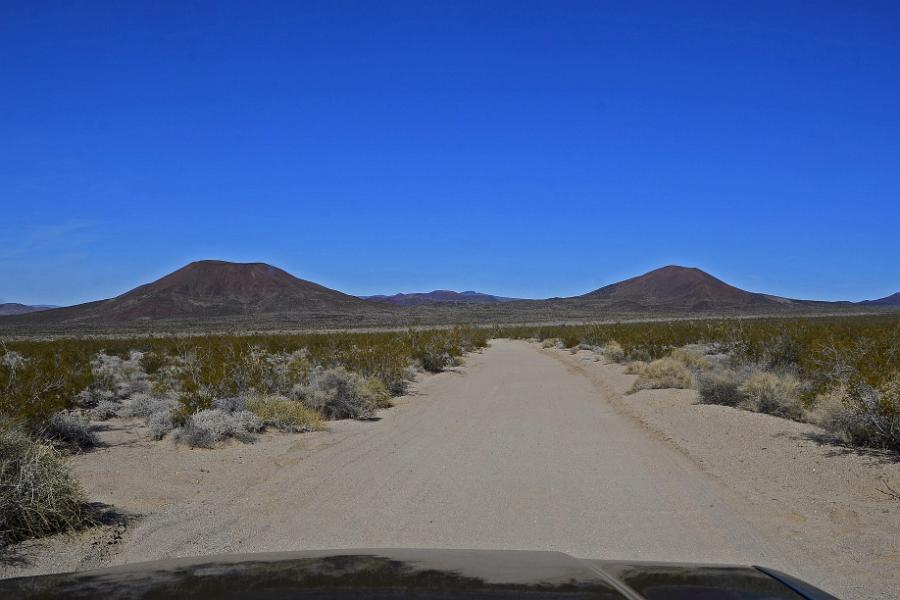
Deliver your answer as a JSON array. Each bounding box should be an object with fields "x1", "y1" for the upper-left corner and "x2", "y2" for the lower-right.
[{"x1": 0, "y1": 548, "x2": 838, "y2": 599}]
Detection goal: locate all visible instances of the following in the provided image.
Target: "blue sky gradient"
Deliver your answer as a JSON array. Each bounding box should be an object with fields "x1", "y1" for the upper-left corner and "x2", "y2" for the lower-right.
[{"x1": 2, "y1": 1, "x2": 899, "y2": 305}]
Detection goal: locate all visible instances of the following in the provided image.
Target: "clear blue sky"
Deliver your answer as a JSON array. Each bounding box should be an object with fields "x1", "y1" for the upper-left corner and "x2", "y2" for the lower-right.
[{"x1": 2, "y1": 1, "x2": 898, "y2": 306}]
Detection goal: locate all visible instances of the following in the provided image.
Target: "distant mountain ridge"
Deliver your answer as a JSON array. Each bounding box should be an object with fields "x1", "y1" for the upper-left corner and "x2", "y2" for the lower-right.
[
  {"x1": 362, "y1": 290, "x2": 519, "y2": 306},
  {"x1": 0, "y1": 261, "x2": 893, "y2": 332},
  {"x1": 0, "y1": 303, "x2": 58, "y2": 316},
  {"x1": 859, "y1": 292, "x2": 900, "y2": 306}
]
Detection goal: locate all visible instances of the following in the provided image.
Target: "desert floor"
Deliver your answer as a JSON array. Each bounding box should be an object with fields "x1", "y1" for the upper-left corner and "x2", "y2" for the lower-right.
[{"x1": 3, "y1": 339, "x2": 898, "y2": 599}]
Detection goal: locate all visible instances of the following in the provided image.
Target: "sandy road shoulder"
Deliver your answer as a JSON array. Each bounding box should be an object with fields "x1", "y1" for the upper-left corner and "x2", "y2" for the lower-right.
[{"x1": 540, "y1": 342, "x2": 900, "y2": 600}]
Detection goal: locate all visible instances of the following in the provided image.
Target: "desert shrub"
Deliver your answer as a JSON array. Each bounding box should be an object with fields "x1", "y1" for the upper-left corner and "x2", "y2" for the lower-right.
[
  {"x1": 151, "y1": 364, "x2": 183, "y2": 396},
  {"x1": 812, "y1": 378, "x2": 900, "y2": 453},
  {"x1": 90, "y1": 351, "x2": 150, "y2": 400},
  {"x1": 671, "y1": 348, "x2": 712, "y2": 372},
  {"x1": 212, "y1": 396, "x2": 247, "y2": 413},
  {"x1": 601, "y1": 341, "x2": 626, "y2": 363},
  {"x1": 44, "y1": 411, "x2": 98, "y2": 450},
  {"x1": 738, "y1": 371, "x2": 803, "y2": 419},
  {"x1": 1, "y1": 326, "x2": 489, "y2": 432},
  {"x1": 629, "y1": 358, "x2": 693, "y2": 393},
  {"x1": 540, "y1": 338, "x2": 559, "y2": 349},
  {"x1": 73, "y1": 387, "x2": 114, "y2": 410},
  {"x1": 296, "y1": 367, "x2": 380, "y2": 419},
  {"x1": 116, "y1": 392, "x2": 176, "y2": 420},
  {"x1": 246, "y1": 395, "x2": 323, "y2": 433},
  {"x1": 385, "y1": 365, "x2": 419, "y2": 396},
  {"x1": 695, "y1": 366, "x2": 748, "y2": 407},
  {"x1": 132, "y1": 396, "x2": 178, "y2": 440},
  {"x1": 146, "y1": 410, "x2": 175, "y2": 440},
  {"x1": 173, "y1": 390, "x2": 215, "y2": 425},
  {"x1": 0, "y1": 345, "x2": 93, "y2": 429},
  {"x1": 0, "y1": 427, "x2": 89, "y2": 549},
  {"x1": 418, "y1": 348, "x2": 451, "y2": 373},
  {"x1": 560, "y1": 333, "x2": 580, "y2": 348},
  {"x1": 0, "y1": 350, "x2": 28, "y2": 371},
  {"x1": 364, "y1": 377, "x2": 393, "y2": 409},
  {"x1": 171, "y1": 409, "x2": 261, "y2": 448},
  {"x1": 139, "y1": 351, "x2": 166, "y2": 375},
  {"x1": 90, "y1": 399, "x2": 120, "y2": 421},
  {"x1": 808, "y1": 388, "x2": 856, "y2": 436},
  {"x1": 623, "y1": 361, "x2": 646, "y2": 375}
]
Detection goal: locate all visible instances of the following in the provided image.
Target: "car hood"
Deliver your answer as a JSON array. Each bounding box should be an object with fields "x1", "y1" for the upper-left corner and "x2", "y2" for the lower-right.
[{"x1": 0, "y1": 548, "x2": 838, "y2": 599}]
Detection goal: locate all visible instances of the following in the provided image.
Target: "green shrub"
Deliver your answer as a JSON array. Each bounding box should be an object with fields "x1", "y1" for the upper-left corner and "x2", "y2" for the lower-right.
[
  {"x1": 0, "y1": 427, "x2": 89, "y2": 549},
  {"x1": 173, "y1": 390, "x2": 214, "y2": 425},
  {"x1": 418, "y1": 347, "x2": 450, "y2": 373}
]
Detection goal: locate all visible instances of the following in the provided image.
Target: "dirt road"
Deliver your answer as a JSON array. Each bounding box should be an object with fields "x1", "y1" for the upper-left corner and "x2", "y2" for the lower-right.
[
  {"x1": 9, "y1": 339, "x2": 878, "y2": 596},
  {"x1": 112, "y1": 340, "x2": 789, "y2": 563}
]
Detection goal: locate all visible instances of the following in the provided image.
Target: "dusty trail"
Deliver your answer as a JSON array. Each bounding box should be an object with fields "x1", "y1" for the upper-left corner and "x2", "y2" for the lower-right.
[{"x1": 107, "y1": 339, "x2": 792, "y2": 570}]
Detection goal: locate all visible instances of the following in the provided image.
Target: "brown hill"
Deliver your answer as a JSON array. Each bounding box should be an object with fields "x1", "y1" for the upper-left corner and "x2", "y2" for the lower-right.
[
  {"x1": 580, "y1": 265, "x2": 792, "y2": 310},
  {"x1": 2, "y1": 260, "x2": 392, "y2": 329}
]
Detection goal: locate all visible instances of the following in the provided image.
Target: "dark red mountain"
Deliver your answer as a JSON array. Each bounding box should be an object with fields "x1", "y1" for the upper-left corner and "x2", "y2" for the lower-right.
[
  {"x1": 1, "y1": 260, "x2": 382, "y2": 326},
  {"x1": 579, "y1": 265, "x2": 791, "y2": 310}
]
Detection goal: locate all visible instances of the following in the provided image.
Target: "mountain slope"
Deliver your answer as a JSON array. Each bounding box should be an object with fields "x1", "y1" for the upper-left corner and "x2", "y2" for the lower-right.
[
  {"x1": 362, "y1": 290, "x2": 519, "y2": 306},
  {"x1": 859, "y1": 292, "x2": 900, "y2": 306},
  {"x1": 579, "y1": 265, "x2": 792, "y2": 310}
]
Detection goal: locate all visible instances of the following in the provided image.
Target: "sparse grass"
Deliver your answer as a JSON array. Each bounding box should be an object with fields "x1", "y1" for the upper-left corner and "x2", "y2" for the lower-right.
[
  {"x1": 0, "y1": 426, "x2": 90, "y2": 549},
  {"x1": 738, "y1": 370, "x2": 804, "y2": 420},
  {"x1": 628, "y1": 357, "x2": 693, "y2": 393},
  {"x1": 670, "y1": 348, "x2": 712, "y2": 371},
  {"x1": 246, "y1": 395, "x2": 324, "y2": 433}
]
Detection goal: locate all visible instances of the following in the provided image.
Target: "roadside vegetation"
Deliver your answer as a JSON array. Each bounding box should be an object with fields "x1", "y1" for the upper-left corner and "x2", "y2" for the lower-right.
[
  {"x1": 502, "y1": 315, "x2": 900, "y2": 455},
  {"x1": 0, "y1": 327, "x2": 488, "y2": 548},
  {"x1": 1, "y1": 425, "x2": 89, "y2": 550}
]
